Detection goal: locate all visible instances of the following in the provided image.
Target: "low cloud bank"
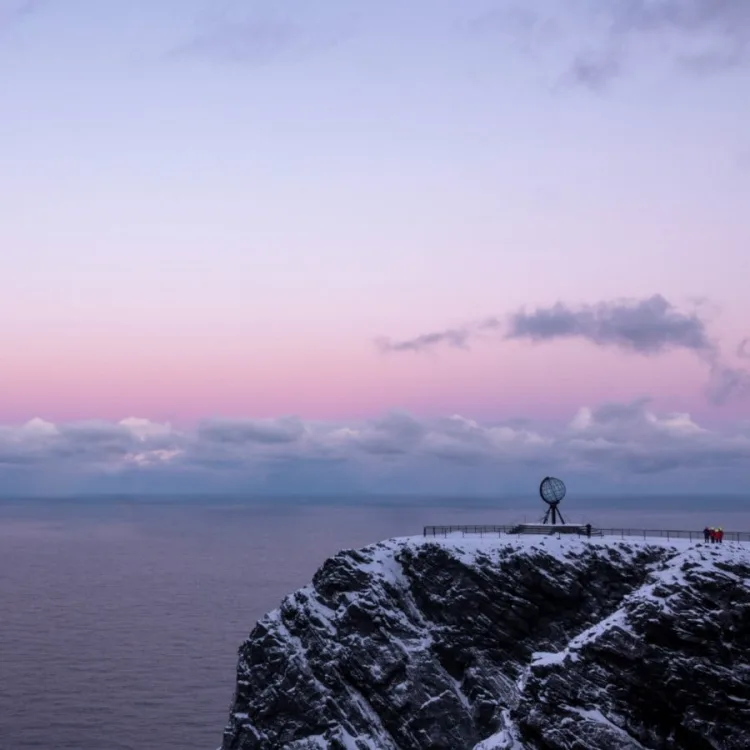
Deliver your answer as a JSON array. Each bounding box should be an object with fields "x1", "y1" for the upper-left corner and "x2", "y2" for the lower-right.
[{"x1": 1, "y1": 401, "x2": 748, "y2": 494}]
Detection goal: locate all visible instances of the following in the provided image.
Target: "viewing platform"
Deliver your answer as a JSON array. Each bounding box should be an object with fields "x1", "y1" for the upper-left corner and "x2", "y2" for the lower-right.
[
  {"x1": 423, "y1": 525, "x2": 750, "y2": 543},
  {"x1": 508, "y1": 522, "x2": 592, "y2": 536}
]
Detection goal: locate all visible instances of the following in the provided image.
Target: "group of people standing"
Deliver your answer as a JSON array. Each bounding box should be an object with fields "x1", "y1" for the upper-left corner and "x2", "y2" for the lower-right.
[{"x1": 703, "y1": 527, "x2": 724, "y2": 543}]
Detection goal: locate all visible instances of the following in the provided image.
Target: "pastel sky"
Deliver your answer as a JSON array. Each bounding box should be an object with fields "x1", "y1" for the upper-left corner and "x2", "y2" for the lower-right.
[{"x1": 1, "y1": 0, "x2": 750, "y2": 495}]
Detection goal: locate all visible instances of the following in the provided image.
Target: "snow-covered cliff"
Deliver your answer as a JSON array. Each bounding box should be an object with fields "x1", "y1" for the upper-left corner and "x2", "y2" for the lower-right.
[{"x1": 219, "y1": 535, "x2": 750, "y2": 749}]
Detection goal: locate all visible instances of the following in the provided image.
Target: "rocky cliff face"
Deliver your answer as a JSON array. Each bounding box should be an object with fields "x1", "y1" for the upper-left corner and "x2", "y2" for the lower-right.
[{"x1": 219, "y1": 536, "x2": 750, "y2": 750}]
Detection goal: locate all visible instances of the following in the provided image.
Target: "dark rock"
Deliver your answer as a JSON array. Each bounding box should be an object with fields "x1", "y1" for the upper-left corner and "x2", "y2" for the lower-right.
[{"x1": 219, "y1": 537, "x2": 750, "y2": 750}]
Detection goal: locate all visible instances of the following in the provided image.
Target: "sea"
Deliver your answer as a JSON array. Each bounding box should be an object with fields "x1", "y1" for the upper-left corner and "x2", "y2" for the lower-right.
[{"x1": 1, "y1": 494, "x2": 748, "y2": 750}]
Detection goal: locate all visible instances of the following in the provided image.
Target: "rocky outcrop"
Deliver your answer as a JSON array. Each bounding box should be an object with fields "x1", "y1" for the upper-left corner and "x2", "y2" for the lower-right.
[
  {"x1": 511, "y1": 544, "x2": 750, "y2": 750},
  {"x1": 219, "y1": 536, "x2": 750, "y2": 750}
]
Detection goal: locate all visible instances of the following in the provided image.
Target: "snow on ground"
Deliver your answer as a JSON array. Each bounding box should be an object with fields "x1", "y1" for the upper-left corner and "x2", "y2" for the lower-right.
[
  {"x1": 529, "y1": 597, "x2": 643, "y2": 668},
  {"x1": 335, "y1": 728, "x2": 382, "y2": 750},
  {"x1": 384, "y1": 532, "x2": 749, "y2": 566},
  {"x1": 472, "y1": 709, "x2": 526, "y2": 750},
  {"x1": 623, "y1": 538, "x2": 750, "y2": 614},
  {"x1": 388, "y1": 532, "x2": 701, "y2": 562}
]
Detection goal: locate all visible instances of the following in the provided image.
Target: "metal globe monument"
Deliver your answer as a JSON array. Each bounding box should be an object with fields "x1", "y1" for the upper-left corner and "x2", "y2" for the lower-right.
[{"x1": 539, "y1": 476, "x2": 566, "y2": 525}]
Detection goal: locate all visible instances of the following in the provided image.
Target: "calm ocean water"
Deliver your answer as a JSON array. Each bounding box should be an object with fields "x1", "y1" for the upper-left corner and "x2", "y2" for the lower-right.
[{"x1": 1, "y1": 495, "x2": 748, "y2": 750}]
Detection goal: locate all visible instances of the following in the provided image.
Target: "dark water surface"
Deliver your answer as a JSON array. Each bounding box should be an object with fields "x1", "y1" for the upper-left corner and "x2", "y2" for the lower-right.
[{"x1": 1, "y1": 496, "x2": 748, "y2": 750}]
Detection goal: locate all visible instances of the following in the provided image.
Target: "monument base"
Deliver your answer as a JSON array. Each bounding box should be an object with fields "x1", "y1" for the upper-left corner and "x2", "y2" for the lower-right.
[{"x1": 508, "y1": 523, "x2": 591, "y2": 536}]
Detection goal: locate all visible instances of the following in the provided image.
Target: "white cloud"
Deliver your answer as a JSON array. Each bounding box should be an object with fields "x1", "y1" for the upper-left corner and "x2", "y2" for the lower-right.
[
  {"x1": 0, "y1": 402, "x2": 748, "y2": 495},
  {"x1": 570, "y1": 400, "x2": 706, "y2": 437},
  {"x1": 124, "y1": 448, "x2": 182, "y2": 467},
  {"x1": 646, "y1": 411, "x2": 705, "y2": 435},
  {"x1": 119, "y1": 417, "x2": 175, "y2": 441}
]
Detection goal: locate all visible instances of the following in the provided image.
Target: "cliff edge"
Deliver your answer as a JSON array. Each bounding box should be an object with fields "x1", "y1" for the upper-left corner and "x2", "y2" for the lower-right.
[{"x1": 219, "y1": 535, "x2": 750, "y2": 749}]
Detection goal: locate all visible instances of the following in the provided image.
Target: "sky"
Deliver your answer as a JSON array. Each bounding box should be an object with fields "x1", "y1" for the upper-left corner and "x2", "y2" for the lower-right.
[{"x1": 1, "y1": 0, "x2": 750, "y2": 496}]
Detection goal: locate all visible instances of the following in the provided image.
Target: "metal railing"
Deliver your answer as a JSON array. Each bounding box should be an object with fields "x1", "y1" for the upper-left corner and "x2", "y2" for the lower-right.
[{"x1": 422, "y1": 525, "x2": 750, "y2": 543}]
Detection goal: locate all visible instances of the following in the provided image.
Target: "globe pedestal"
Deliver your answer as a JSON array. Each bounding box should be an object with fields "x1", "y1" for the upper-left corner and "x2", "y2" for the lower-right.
[{"x1": 542, "y1": 499, "x2": 565, "y2": 525}]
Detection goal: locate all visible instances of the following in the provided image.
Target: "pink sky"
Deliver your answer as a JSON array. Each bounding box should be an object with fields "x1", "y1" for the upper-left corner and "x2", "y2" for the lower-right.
[{"x1": 1, "y1": 1, "x2": 749, "y2": 494}]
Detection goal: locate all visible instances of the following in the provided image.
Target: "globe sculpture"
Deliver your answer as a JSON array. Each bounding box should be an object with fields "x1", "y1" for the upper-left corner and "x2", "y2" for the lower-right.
[{"x1": 539, "y1": 476, "x2": 567, "y2": 525}]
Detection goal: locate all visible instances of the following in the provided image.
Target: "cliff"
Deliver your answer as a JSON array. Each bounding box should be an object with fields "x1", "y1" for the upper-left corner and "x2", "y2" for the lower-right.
[{"x1": 219, "y1": 535, "x2": 750, "y2": 750}]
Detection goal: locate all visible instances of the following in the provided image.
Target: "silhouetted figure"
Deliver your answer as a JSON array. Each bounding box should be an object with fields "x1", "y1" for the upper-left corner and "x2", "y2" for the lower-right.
[
  {"x1": 585, "y1": 523, "x2": 591, "y2": 539},
  {"x1": 703, "y1": 527, "x2": 710, "y2": 543},
  {"x1": 718, "y1": 528, "x2": 724, "y2": 544},
  {"x1": 710, "y1": 528, "x2": 717, "y2": 544}
]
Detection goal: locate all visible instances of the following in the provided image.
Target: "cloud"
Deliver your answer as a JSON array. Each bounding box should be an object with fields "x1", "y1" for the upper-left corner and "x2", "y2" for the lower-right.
[
  {"x1": 378, "y1": 295, "x2": 750, "y2": 406},
  {"x1": 565, "y1": 49, "x2": 623, "y2": 92},
  {"x1": 376, "y1": 328, "x2": 472, "y2": 353},
  {"x1": 0, "y1": 418, "x2": 154, "y2": 469},
  {"x1": 475, "y1": 0, "x2": 750, "y2": 91},
  {"x1": 1, "y1": 404, "x2": 749, "y2": 495},
  {"x1": 197, "y1": 416, "x2": 305, "y2": 445},
  {"x1": 608, "y1": 0, "x2": 750, "y2": 39},
  {"x1": 342, "y1": 412, "x2": 426, "y2": 456},
  {"x1": 523, "y1": 296, "x2": 750, "y2": 406},
  {"x1": 170, "y1": 4, "x2": 355, "y2": 66},
  {"x1": 171, "y1": 18, "x2": 297, "y2": 66},
  {"x1": 380, "y1": 295, "x2": 712, "y2": 357},
  {"x1": 505, "y1": 295, "x2": 713, "y2": 354},
  {"x1": 569, "y1": 397, "x2": 705, "y2": 437},
  {"x1": 377, "y1": 318, "x2": 500, "y2": 354},
  {"x1": 706, "y1": 363, "x2": 750, "y2": 405},
  {"x1": 592, "y1": 0, "x2": 750, "y2": 83},
  {"x1": 119, "y1": 417, "x2": 173, "y2": 441},
  {"x1": 738, "y1": 337, "x2": 750, "y2": 359},
  {"x1": 0, "y1": 0, "x2": 45, "y2": 31},
  {"x1": 564, "y1": 398, "x2": 749, "y2": 474}
]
